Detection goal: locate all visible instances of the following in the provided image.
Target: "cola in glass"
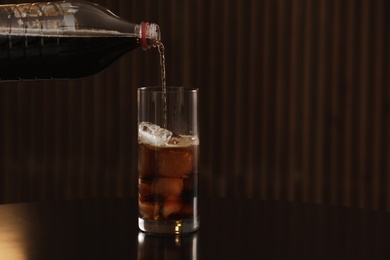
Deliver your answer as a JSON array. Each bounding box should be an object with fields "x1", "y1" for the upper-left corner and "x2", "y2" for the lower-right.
[{"x1": 138, "y1": 122, "x2": 199, "y2": 223}]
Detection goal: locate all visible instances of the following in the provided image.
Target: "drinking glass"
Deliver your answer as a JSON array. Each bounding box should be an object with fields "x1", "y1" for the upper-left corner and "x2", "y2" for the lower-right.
[{"x1": 137, "y1": 86, "x2": 199, "y2": 234}]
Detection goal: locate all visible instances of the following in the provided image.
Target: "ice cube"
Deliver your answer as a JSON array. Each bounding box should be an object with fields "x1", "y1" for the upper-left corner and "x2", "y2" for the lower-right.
[
  {"x1": 161, "y1": 196, "x2": 182, "y2": 218},
  {"x1": 167, "y1": 135, "x2": 199, "y2": 146},
  {"x1": 138, "y1": 143, "x2": 157, "y2": 178},
  {"x1": 138, "y1": 181, "x2": 153, "y2": 200},
  {"x1": 152, "y1": 177, "x2": 183, "y2": 197},
  {"x1": 139, "y1": 201, "x2": 158, "y2": 220},
  {"x1": 138, "y1": 122, "x2": 172, "y2": 146},
  {"x1": 157, "y1": 148, "x2": 193, "y2": 178}
]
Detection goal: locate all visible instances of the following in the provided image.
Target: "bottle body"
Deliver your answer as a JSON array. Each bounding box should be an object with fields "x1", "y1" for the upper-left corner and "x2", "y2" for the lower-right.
[{"x1": 0, "y1": 1, "x2": 160, "y2": 81}]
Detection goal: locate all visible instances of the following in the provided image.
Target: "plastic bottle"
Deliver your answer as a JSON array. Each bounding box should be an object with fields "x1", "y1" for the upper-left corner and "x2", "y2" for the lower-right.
[{"x1": 0, "y1": 0, "x2": 161, "y2": 81}]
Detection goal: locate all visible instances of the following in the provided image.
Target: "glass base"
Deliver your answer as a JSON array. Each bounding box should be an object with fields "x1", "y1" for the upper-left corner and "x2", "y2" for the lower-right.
[{"x1": 138, "y1": 217, "x2": 200, "y2": 235}]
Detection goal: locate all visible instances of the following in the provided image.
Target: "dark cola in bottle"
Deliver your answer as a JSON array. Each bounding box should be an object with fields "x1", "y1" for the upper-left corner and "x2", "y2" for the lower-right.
[{"x1": 0, "y1": 0, "x2": 160, "y2": 81}]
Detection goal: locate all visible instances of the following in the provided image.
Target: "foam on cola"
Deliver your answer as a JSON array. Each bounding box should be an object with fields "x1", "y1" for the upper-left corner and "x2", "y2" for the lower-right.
[{"x1": 138, "y1": 122, "x2": 199, "y2": 221}]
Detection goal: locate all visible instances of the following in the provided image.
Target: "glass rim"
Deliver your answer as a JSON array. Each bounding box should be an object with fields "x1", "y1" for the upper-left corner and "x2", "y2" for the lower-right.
[{"x1": 138, "y1": 86, "x2": 199, "y2": 93}]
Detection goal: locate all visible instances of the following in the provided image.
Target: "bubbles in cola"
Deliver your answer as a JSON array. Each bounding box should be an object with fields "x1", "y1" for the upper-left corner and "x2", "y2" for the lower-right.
[{"x1": 138, "y1": 122, "x2": 199, "y2": 221}]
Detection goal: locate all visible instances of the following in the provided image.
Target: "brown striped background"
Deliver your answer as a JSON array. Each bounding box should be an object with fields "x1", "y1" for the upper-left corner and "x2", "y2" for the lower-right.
[{"x1": 0, "y1": 0, "x2": 389, "y2": 211}]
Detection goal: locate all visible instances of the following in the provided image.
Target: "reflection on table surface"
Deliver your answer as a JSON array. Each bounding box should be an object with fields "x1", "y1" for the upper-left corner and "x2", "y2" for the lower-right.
[
  {"x1": 0, "y1": 198, "x2": 389, "y2": 259},
  {"x1": 138, "y1": 232, "x2": 197, "y2": 260}
]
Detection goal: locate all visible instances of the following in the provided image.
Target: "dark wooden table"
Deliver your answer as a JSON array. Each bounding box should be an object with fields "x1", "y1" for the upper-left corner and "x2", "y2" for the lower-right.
[{"x1": 0, "y1": 198, "x2": 389, "y2": 259}]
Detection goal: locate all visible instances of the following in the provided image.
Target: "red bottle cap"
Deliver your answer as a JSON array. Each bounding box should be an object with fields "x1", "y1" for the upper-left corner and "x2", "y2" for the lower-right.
[{"x1": 141, "y1": 22, "x2": 150, "y2": 49}]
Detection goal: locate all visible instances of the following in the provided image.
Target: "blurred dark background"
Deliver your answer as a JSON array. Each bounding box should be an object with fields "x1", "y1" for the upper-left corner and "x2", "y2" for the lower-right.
[{"x1": 0, "y1": 0, "x2": 389, "y2": 211}]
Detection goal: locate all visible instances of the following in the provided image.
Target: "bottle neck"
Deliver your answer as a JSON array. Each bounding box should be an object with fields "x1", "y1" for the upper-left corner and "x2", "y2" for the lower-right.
[{"x1": 135, "y1": 22, "x2": 161, "y2": 50}]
